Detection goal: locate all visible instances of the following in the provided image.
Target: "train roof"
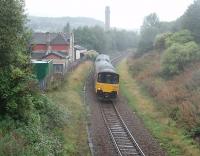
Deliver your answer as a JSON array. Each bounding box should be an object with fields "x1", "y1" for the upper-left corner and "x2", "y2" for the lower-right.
[
  {"x1": 95, "y1": 60, "x2": 117, "y2": 74},
  {"x1": 95, "y1": 54, "x2": 110, "y2": 63}
]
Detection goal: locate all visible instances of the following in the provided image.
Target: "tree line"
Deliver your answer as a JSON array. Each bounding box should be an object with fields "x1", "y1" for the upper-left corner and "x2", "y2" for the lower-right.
[
  {"x1": 64, "y1": 23, "x2": 139, "y2": 53},
  {"x1": 137, "y1": 0, "x2": 200, "y2": 77}
]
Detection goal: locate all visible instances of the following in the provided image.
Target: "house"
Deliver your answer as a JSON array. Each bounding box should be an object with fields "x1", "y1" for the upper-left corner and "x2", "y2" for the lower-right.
[
  {"x1": 74, "y1": 45, "x2": 87, "y2": 60},
  {"x1": 31, "y1": 32, "x2": 70, "y2": 53},
  {"x1": 30, "y1": 32, "x2": 74, "y2": 74}
]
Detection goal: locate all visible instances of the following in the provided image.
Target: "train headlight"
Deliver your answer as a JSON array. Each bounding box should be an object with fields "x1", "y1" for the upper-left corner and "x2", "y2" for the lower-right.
[{"x1": 97, "y1": 87, "x2": 101, "y2": 90}]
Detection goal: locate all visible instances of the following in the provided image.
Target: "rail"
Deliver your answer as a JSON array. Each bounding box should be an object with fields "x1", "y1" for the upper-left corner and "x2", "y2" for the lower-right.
[{"x1": 100, "y1": 101, "x2": 145, "y2": 156}]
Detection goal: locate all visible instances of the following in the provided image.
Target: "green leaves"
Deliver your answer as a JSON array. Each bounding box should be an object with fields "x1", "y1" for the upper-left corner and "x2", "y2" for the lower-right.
[
  {"x1": 73, "y1": 26, "x2": 138, "y2": 53},
  {"x1": 181, "y1": 0, "x2": 200, "y2": 43},
  {"x1": 161, "y1": 41, "x2": 200, "y2": 76}
]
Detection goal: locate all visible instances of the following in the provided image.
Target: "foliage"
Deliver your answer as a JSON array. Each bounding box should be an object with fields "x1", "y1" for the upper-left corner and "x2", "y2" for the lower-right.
[
  {"x1": 154, "y1": 32, "x2": 172, "y2": 50},
  {"x1": 0, "y1": 95, "x2": 67, "y2": 156},
  {"x1": 119, "y1": 59, "x2": 200, "y2": 156},
  {"x1": 73, "y1": 26, "x2": 138, "y2": 53},
  {"x1": 137, "y1": 13, "x2": 161, "y2": 54},
  {"x1": 0, "y1": 0, "x2": 34, "y2": 121},
  {"x1": 165, "y1": 30, "x2": 194, "y2": 48},
  {"x1": 63, "y1": 22, "x2": 71, "y2": 33},
  {"x1": 0, "y1": 1, "x2": 68, "y2": 155},
  {"x1": 161, "y1": 42, "x2": 200, "y2": 76},
  {"x1": 181, "y1": 0, "x2": 200, "y2": 43}
]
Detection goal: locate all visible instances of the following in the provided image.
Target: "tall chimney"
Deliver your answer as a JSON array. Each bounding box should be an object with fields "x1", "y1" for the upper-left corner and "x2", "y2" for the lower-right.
[
  {"x1": 105, "y1": 6, "x2": 110, "y2": 31},
  {"x1": 46, "y1": 32, "x2": 51, "y2": 54}
]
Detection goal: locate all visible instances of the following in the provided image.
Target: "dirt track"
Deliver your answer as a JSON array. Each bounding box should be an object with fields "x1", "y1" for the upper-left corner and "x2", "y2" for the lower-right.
[{"x1": 86, "y1": 72, "x2": 166, "y2": 156}]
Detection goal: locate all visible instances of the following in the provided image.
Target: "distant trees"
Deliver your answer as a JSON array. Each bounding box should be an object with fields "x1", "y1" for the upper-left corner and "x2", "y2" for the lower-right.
[
  {"x1": 73, "y1": 26, "x2": 138, "y2": 53},
  {"x1": 181, "y1": 0, "x2": 200, "y2": 43},
  {"x1": 63, "y1": 22, "x2": 71, "y2": 33},
  {"x1": 137, "y1": 1, "x2": 200, "y2": 77},
  {"x1": 137, "y1": 13, "x2": 161, "y2": 54}
]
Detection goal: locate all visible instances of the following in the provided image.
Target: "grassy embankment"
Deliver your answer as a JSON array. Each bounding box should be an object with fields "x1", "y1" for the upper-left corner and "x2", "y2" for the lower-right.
[
  {"x1": 47, "y1": 61, "x2": 92, "y2": 156},
  {"x1": 118, "y1": 58, "x2": 200, "y2": 156}
]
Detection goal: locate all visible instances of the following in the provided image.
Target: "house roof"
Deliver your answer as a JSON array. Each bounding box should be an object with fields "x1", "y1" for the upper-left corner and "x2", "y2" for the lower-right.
[
  {"x1": 31, "y1": 32, "x2": 70, "y2": 45},
  {"x1": 42, "y1": 51, "x2": 68, "y2": 59},
  {"x1": 31, "y1": 51, "x2": 68, "y2": 59},
  {"x1": 51, "y1": 34, "x2": 69, "y2": 44},
  {"x1": 31, "y1": 52, "x2": 46, "y2": 59},
  {"x1": 74, "y1": 45, "x2": 86, "y2": 50}
]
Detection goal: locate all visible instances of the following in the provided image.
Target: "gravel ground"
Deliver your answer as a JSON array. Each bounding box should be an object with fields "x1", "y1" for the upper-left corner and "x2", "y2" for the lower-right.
[
  {"x1": 86, "y1": 73, "x2": 166, "y2": 156},
  {"x1": 86, "y1": 73, "x2": 118, "y2": 156},
  {"x1": 115, "y1": 94, "x2": 166, "y2": 156}
]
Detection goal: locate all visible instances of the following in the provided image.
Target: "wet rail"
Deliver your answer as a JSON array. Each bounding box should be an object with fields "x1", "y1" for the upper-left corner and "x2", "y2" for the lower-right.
[{"x1": 100, "y1": 102, "x2": 145, "y2": 156}]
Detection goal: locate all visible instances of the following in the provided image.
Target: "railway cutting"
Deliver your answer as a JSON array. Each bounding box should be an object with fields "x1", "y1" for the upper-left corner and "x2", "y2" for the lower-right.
[{"x1": 100, "y1": 101, "x2": 145, "y2": 156}]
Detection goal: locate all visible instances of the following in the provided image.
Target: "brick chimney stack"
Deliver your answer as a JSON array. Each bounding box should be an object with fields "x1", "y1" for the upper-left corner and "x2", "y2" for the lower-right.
[
  {"x1": 105, "y1": 6, "x2": 110, "y2": 31},
  {"x1": 46, "y1": 32, "x2": 51, "y2": 54}
]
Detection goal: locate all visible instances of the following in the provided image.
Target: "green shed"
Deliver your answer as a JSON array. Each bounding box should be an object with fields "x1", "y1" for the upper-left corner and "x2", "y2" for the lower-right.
[{"x1": 32, "y1": 60, "x2": 53, "y2": 81}]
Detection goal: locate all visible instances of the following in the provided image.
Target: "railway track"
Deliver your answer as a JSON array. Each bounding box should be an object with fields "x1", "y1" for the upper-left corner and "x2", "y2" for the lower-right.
[{"x1": 100, "y1": 102, "x2": 145, "y2": 156}]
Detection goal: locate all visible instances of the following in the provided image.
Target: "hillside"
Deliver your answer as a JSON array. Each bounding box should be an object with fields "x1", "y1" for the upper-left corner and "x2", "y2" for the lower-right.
[{"x1": 27, "y1": 16, "x2": 104, "y2": 32}]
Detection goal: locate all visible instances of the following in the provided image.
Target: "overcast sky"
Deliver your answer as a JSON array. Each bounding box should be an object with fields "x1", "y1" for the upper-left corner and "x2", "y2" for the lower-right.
[{"x1": 25, "y1": 0, "x2": 194, "y2": 30}]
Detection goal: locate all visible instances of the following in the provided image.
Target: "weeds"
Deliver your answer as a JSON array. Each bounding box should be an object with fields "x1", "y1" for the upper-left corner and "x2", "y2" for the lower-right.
[{"x1": 118, "y1": 58, "x2": 200, "y2": 156}]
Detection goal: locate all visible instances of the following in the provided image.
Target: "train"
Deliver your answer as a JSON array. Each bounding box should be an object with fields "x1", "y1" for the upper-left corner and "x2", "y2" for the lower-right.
[{"x1": 94, "y1": 54, "x2": 119, "y2": 100}]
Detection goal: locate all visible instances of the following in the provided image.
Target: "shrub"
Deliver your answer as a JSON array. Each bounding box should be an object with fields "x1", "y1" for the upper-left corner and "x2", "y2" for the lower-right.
[
  {"x1": 165, "y1": 30, "x2": 194, "y2": 48},
  {"x1": 154, "y1": 32, "x2": 172, "y2": 50},
  {"x1": 161, "y1": 42, "x2": 200, "y2": 76}
]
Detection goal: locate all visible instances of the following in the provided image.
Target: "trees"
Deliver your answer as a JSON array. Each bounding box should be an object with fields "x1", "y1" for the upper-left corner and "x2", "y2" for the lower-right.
[
  {"x1": 181, "y1": 0, "x2": 200, "y2": 43},
  {"x1": 73, "y1": 26, "x2": 138, "y2": 53},
  {"x1": 0, "y1": 0, "x2": 34, "y2": 120},
  {"x1": 0, "y1": 0, "x2": 27, "y2": 67},
  {"x1": 161, "y1": 30, "x2": 200, "y2": 76},
  {"x1": 137, "y1": 13, "x2": 160, "y2": 54},
  {"x1": 63, "y1": 22, "x2": 71, "y2": 33},
  {"x1": 154, "y1": 32, "x2": 172, "y2": 50}
]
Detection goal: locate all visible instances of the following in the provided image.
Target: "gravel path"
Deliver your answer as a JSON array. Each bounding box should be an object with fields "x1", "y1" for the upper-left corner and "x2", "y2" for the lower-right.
[{"x1": 86, "y1": 73, "x2": 166, "y2": 156}]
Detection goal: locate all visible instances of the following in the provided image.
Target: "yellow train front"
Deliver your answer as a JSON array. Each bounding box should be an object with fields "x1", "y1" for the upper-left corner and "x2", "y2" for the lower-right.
[{"x1": 94, "y1": 54, "x2": 119, "y2": 99}]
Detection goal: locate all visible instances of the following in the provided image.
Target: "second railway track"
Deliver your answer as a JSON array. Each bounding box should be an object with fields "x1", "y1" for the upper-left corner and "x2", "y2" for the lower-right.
[{"x1": 100, "y1": 101, "x2": 145, "y2": 156}]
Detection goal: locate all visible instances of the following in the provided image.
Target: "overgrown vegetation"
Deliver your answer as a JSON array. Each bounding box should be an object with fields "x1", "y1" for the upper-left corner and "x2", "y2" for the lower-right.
[
  {"x1": 47, "y1": 61, "x2": 92, "y2": 155},
  {"x1": 0, "y1": 0, "x2": 68, "y2": 155},
  {"x1": 118, "y1": 59, "x2": 200, "y2": 156},
  {"x1": 127, "y1": 0, "x2": 200, "y2": 151}
]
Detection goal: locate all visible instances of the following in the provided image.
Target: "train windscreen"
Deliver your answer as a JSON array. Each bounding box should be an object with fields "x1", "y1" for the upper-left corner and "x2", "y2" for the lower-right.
[{"x1": 98, "y1": 72, "x2": 119, "y2": 84}]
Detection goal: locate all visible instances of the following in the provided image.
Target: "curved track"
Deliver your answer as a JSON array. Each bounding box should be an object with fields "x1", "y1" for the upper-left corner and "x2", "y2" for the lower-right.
[{"x1": 100, "y1": 101, "x2": 145, "y2": 156}]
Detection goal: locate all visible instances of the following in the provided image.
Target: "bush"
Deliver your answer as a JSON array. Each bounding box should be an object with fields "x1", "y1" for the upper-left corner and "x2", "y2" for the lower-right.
[
  {"x1": 161, "y1": 42, "x2": 200, "y2": 76},
  {"x1": 0, "y1": 94, "x2": 68, "y2": 156},
  {"x1": 154, "y1": 32, "x2": 172, "y2": 50},
  {"x1": 165, "y1": 30, "x2": 194, "y2": 48}
]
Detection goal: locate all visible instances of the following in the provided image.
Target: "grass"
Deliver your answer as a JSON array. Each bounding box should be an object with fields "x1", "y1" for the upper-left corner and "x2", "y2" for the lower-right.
[
  {"x1": 47, "y1": 61, "x2": 92, "y2": 156},
  {"x1": 117, "y1": 58, "x2": 200, "y2": 156}
]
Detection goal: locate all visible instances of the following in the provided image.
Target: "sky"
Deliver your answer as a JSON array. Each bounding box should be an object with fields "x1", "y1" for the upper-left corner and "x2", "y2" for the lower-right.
[{"x1": 25, "y1": 0, "x2": 194, "y2": 30}]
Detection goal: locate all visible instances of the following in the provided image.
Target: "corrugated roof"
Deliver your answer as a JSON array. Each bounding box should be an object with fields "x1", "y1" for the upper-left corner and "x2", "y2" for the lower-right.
[
  {"x1": 74, "y1": 45, "x2": 86, "y2": 50},
  {"x1": 42, "y1": 51, "x2": 68, "y2": 59},
  {"x1": 31, "y1": 32, "x2": 70, "y2": 45},
  {"x1": 31, "y1": 52, "x2": 46, "y2": 59},
  {"x1": 50, "y1": 34, "x2": 69, "y2": 44},
  {"x1": 31, "y1": 51, "x2": 68, "y2": 59}
]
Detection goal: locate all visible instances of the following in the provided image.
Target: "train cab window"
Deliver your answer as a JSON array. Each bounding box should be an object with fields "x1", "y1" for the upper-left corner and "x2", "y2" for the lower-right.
[
  {"x1": 105, "y1": 59, "x2": 110, "y2": 62},
  {"x1": 98, "y1": 73, "x2": 119, "y2": 84}
]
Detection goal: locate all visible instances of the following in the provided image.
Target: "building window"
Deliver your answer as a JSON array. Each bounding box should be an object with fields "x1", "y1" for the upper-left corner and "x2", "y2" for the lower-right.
[{"x1": 53, "y1": 64, "x2": 63, "y2": 73}]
